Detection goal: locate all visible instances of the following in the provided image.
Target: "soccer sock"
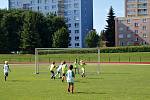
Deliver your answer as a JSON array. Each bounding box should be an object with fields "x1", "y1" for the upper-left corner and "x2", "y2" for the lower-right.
[
  {"x1": 5, "y1": 76, "x2": 6, "y2": 81},
  {"x1": 68, "y1": 88, "x2": 70, "y2": 92},
  {"x1": 71, "y1": 86, "x2": 74, "y2": 93},
  {"x1": 62, "y1": 77, "x2": 64, "y2": 82}
]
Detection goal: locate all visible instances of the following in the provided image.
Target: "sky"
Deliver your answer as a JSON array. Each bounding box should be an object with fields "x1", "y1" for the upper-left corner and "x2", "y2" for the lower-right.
[{"x1": 0, "y1": 0, "x2": 124, "y2": 33}]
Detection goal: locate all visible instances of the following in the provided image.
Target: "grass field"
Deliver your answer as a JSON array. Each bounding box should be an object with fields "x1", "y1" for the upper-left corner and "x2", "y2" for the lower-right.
[{"x1": 0, "y1": 64, "x2": 150, "y2": 100}]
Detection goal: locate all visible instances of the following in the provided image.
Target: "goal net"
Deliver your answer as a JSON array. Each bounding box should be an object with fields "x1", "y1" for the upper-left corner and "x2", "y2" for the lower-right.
[{"x1": 35, "y1": 48, "x2": 100, "y2": 75}]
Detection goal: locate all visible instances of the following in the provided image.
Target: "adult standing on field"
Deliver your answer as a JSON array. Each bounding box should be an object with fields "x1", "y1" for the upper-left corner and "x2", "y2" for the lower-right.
[{"x1": 3, "y1": 61, "x2": 11, "y2": 81}]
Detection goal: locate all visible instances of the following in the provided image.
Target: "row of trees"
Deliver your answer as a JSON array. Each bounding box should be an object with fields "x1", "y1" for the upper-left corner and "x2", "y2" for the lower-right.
[
  {"x1": 0, "y1": 9, "x2": 69, "y2": 53},
  {"x1": 0, "y1": 6, "x2": 116, "y2": 53},
  {"x1": 85, "y1": 6, "x2": 115, "y2": 48}
]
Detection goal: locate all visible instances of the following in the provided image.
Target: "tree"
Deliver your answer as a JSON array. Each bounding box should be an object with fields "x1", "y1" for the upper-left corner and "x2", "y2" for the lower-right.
[
  {"x1": 0, "y1": 10, "x2": 6, "y2": 53},
  {"x1": 52, "y1": 27, "x2": 69, "y2": 48},
  {"x1": 85, "y1": 30, "x2": 99, "y2": 48},
  {"x1": 0, "y1": 11, "x2": 22, "y2": 53},
  {"x1": 99, "y1": 30, "x2": 106, "y2": 47},
  {"x1": 20, "y1": 11, "x2": 41, "y2": 53},
  {"x1": 0, "y1": 9, "x2": 69, "y2": 53},
  {"x1": 105, "y1": 6, "x2": 116, "y2": 47},
  {"x1": 46, "y1": 14, "x2": 67, "y2": 47}
]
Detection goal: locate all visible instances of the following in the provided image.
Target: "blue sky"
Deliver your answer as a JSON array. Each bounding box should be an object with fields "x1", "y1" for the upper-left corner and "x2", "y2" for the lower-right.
[{"x1": 0, "y1": 0, "x2": 124, "y2": 33}]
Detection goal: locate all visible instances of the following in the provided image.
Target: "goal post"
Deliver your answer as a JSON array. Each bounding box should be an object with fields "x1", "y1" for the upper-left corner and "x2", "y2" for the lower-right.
[{"x1": 35, "y1": 48, "x2": 100, "y2": 74}]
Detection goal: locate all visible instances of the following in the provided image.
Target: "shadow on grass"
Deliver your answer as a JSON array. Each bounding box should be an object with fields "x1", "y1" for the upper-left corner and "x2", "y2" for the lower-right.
[
  {"x1": 75, "y1": 80, "x2": 88, "y2": 83},
  {"x1": 76, "y1": 91, "x2": 107, "y2": 95},
  {"x1": 9, "y1": 80, "x2": 30, "y2": 82},
  {"x1": 101, "y1": 72, "x2": 131, "y2": 75},
  {"x1": 87, "y1": 77, "x2": 104, "y2": 80}
]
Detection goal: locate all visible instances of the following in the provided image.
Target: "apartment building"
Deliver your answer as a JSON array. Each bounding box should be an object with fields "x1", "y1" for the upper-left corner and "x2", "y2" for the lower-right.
[
  {"x1": 8, "y1": 0, "x2": 93, "y2": 48},
  {"x1": 125, "y1": 0, "x2": 150, "y2": 17},
  {"x1": 115, "y1": 0, "x2": 150, "y2": 46}
]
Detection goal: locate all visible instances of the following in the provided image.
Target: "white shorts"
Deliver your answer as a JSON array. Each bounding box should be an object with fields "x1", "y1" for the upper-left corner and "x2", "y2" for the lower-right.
[{"x1": 81, "y1": 68, "x2": 85, "y2": 73}]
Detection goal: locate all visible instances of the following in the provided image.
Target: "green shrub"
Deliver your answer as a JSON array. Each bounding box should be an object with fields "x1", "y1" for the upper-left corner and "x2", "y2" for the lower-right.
[{"x1": 100, "y1": 46, "x2": 150, "y2": 53}]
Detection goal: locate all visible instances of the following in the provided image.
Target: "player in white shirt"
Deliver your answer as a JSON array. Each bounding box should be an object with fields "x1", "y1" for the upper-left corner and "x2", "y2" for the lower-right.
[
  {"x1": 3, "y1": 61, "x2": 11, "y2": 81},
  {"x1": 55, "y1": 61, "x2": 63, "y2": 78},
  {"x1": 66, "y1": 65, "x2": 75, "y2": 93}
]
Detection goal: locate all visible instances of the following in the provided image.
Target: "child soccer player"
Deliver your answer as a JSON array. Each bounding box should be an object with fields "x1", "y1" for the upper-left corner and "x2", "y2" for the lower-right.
[
  {"x1": 80, "y1": 60, "x2": 86, "y2": 77},
  {"x1": 55, "y1": 61, "x2": 63, "y2": 78},
  {"x1": 49, "y1": 61, "x2": 56, "y2": 79},
  {"x1": 62, "y1": 61, "x2": 68, "y2": 82},
  {"x1": 66, "y1": 65, "x2": 75, "y2": 94},
  {"x1": 3, "y1": 61, "x2": 11, "y2": 81},
  {"x1": 74, "y1": 59, "x2": 79, "y2": 74}
]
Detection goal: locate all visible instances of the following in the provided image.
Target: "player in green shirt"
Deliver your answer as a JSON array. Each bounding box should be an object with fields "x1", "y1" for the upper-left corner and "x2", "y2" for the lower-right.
[
  {"x1": 74, "y1": 59, "x2": 79, "y2": 74},
  {"x1": 49, "y1": 61, "x2": 56, "y2": 79},
  {"x1": 62, "y1": 61, "x2": 68, "y2": 82},
  {"x1": 80, "y1": 60, "x2": 86, "y2": 77}
]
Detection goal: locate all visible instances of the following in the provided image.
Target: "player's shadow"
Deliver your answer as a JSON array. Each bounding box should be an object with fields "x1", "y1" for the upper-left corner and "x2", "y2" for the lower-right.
[
  {"x1": 9, "y1": 80, "x2": 30, "y2": 82},
  {"x1": 87, "y1": 77, "x2": 104, "y2": 80},
  {"x1": 75, "y1": 80, "x2": 88, "y2": 83},
  {"x1": 76, "y1": 91, "x2": 107, "y2": 95},
  {"x1": 102, "y1": 72, "x2": 131, "y2": 75}
]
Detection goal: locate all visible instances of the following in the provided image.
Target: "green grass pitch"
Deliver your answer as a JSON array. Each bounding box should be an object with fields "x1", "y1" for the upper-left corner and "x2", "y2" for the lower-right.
[{"x1": 0, "y1": 64, "x2": 150, "y2": 100}]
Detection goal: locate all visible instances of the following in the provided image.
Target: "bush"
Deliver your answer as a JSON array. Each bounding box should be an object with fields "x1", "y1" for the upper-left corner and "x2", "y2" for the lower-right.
[
  {"x1": 37, "y1": 46, "x2": 150, "y2": 55},
  {"x1": 100, "y1": 46, "x2": 150, "y2": 53}
]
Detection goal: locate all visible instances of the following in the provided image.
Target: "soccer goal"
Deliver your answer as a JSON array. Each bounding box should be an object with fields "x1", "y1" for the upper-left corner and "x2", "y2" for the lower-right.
[{"x1": 35, "y1": 48, "x2": 100, "y2": 75}]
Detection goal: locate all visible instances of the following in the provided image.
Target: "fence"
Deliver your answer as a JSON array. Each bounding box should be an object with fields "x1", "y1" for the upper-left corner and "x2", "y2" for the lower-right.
[{"x1": 0, "y1": 52, "x2": 150, "y2": 63}]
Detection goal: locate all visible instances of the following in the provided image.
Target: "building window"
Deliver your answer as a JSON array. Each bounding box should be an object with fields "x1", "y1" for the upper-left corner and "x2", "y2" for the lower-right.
[
  {"x1": 52, "y1": 0, "x2": 56, "y2": 3},
  {"x1": 74, "y1": 16, "x2": 80, "y2": 21},
  {"x1": 37, "y1": 6, "x2": 39, "y2": 11},
  {"x1": 135, "y1": 38, "x2": 139, "y2": 42},
  {"x1": 52, "y1": 5, "x2": 56, "y2": 9},
  {"x1": 68, "y1": 24, "x2": 71, "y2": 28},
  {"x1": 119, "y1": 34, "x2": 124, "y2": 38},
  {"x1": 23, "y1": 4, "x2": 30, "y2": 10},
  {"x1": 69, "y1": 30, "x2": 71, "y2": 33},
  {"x1": 127, "y1": 19, "x2": 131, "y2": 24},
  {"x1": 134, "y1": 23, "x2": 139, "y2": 27},
  {"x1": 45, "y1": 0, "x2": 48, "y2": 3},
  {"x1": 75, "y1": 36, "x2": 79, "y2": 41},
  {"x1": 143, "y1": 18, "x2": 147, "y2": 23},
  {"x1": 142, "y1": 26, "x2": 146, "y2": 30},
  {"x1": 127, "y1": 34, "x2": 131, "y2": 38},
  {"x1": 143, "y1": 34, "x2": 148, "y2": 38},
  {"x1": 75, "y1": 43, "x2": 79, "y2": 47},
  {"x1": 69, "y1": 37, "x2": 71, "y2": 40},
  {"x1": 127, "y1": 27, "x2": 130, "y2": 31},
  {"x1": 135, "y1": 30, "x2": 138, "y2": 34},
  {"x1": 75, "y1": 30, "x2": 79, "y2": 34},
  {"x1": 75, "y1": 23, "x2": 79, "y2": 28},
  {"x1": 45, "y1": 6, "x2": 49, "y2": 10},
  {"x1": 74, "y1": 10, "x2": 79, "y2": 15},
  {"x1": 74, "y1": 3, "x2": 79, "y2": 8},
  {"x1": 37, "y1": 0, "x2": 42, "y2": 3},
  {"x1": 119, "y1": 27, "x2": 123, "y2": 31},
  {"x1": 69, "y1": 43, "x2": 72, "y2": 46},
  {"x1": 120, "y1": 41, "x2": 124, "y2": 46}
]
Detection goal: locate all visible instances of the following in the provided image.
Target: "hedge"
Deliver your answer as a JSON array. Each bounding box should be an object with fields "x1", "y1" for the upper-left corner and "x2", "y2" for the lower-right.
[
  {"x1": 37, "y1": 46, "x2": 150, "y2": 54},
  {"x1": 100, "y1": 46, "x2": 150, "y2": 53}
]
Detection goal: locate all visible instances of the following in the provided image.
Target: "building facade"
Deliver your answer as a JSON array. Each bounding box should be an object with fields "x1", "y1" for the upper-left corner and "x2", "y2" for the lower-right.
[
  {"x1": 115, "y1": 0, "x2": 150, "y2": 46},
  {"x1": 125, "y1": 0, "x2": 150, "y2": 17},
  {"x1": 8, "y1": 0, "x2": 93, "y2": 48}
]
